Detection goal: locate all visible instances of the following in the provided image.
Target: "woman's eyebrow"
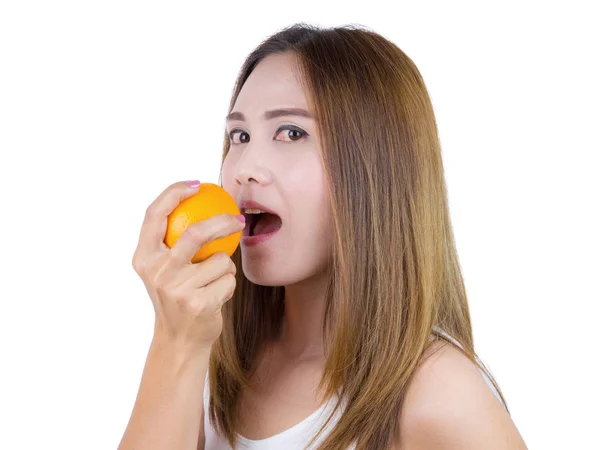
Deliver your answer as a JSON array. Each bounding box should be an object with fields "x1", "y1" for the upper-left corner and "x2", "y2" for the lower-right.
[{"x1": 226, "y1": 108, "x2": 313, "y2": 122}]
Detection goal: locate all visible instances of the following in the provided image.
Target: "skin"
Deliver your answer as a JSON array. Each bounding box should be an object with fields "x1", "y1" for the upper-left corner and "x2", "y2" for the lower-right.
[
  {"x1": 393, "y1": 340, "x2": 528, "y2": 449},
  {"x1": 219, "y1": 52, "x2": 528, "y2": 449},
  {"x1": 221, "y1": 52, "x2": 331, "y2": 362}
]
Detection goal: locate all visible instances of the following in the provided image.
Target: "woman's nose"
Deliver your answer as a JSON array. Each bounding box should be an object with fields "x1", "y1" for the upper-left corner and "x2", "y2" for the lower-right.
[
  {"x1": 231, "y1": 135, "x2": 274, "y2": 185},
  {"x1": 236, "y1": 167, "x2": 271, "y2": 185},
  {"x1": 234, "y1": 154, "x2": 272, "y2": 186}
]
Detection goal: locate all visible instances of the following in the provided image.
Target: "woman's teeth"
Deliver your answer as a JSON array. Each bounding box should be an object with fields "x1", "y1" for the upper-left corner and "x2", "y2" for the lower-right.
[{"x1": 245, "y1": 208, "x2": 267, "y2": 214}]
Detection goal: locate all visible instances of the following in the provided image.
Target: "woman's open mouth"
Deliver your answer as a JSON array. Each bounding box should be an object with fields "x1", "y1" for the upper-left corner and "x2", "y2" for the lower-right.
[{"x1": 242, "y1": 211, "x2": 282, "y2": 247}]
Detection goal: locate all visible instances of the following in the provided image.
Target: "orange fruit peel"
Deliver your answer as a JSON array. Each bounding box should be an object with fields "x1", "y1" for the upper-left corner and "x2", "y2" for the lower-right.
[{"x1": 164, "y1": 183, "x2": 242, "y2": 263}]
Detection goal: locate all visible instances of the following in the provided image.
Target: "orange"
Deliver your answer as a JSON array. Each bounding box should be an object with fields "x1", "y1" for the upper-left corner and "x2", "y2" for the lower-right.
[{"x1": 164, "y1": 183, "x2": 242, "y2": 263}]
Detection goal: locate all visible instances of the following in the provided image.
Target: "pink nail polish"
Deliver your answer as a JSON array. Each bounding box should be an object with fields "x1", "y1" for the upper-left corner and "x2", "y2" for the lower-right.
[
  {"x1": 186, "y1": 180, "x2": 200, "y2": 188},
  {"x1": 235, "y1": 214, "x2": 246, "y2": 223}
]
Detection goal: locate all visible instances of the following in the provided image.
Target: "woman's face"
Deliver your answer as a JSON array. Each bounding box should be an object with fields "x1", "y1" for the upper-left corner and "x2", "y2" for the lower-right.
[{"x1": 221, "y1": 52, "x2": 332, "y2": 286}]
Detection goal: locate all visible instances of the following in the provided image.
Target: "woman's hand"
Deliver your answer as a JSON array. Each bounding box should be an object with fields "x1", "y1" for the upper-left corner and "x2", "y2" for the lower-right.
[{"x1": 132, "y1": 180, "x2": 245, "y2": 353}]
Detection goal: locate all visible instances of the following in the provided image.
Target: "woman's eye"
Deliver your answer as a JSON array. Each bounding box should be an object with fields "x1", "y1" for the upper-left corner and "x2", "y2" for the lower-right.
[
  {"x1": 275, "y1": 126, "x2": 308, "y2": 143},
  {"x1": 228, "y1": 129, "x2": 250, "y2": 144},
  {"x1": 228, "y1": 126, "x2": 308, "y2": 145}
]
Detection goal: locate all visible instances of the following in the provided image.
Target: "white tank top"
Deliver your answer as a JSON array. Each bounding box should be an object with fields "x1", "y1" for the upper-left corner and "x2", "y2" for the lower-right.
[{"x1": 203, "y1": 329, "x2": 504, "y2": 449}]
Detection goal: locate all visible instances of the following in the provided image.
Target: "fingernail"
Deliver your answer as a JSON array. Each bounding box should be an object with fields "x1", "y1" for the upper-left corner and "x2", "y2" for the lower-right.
[
  {"x1": 235, "y1": 214, "x2": 246, "y2": 223},
  {"x1": 186, "y1": 180, "x2": 200, "y2": 188}
]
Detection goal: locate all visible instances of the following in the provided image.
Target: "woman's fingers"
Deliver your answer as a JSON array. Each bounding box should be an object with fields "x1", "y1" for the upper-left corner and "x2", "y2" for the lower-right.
[
  {"x1": 168, "y1": 213, "x2": 244, "y2": 265},
  {"x1": 133, "y1": 181, "x2": 201, "y2": 266}
]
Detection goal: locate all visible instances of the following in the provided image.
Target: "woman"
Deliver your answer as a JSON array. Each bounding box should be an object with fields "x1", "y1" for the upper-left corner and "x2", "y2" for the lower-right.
[{"x1": 121, "y1": 23, "x2": 528, "y2": 450}]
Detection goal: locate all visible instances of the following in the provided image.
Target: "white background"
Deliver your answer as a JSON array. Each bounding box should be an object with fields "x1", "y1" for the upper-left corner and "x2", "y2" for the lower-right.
[{"x1": 1, "y1": 1, "x2": 598, "y2": 449}]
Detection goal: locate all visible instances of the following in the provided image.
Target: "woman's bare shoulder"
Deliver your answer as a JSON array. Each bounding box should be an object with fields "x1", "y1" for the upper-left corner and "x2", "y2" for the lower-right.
[{"x1": 391, "y1": 340, "x2": 527, "y2": 449}]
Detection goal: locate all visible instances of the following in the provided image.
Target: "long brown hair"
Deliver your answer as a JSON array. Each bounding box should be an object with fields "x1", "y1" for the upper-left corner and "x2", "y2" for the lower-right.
[{"x1": 209, "y1": 22, "x2": 509, "y2": 450}]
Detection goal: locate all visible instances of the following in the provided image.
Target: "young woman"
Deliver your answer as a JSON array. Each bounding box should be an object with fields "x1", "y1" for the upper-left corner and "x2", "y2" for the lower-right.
[{"x1": 121, "y1": 23, "x2": 528, "y2": 450}]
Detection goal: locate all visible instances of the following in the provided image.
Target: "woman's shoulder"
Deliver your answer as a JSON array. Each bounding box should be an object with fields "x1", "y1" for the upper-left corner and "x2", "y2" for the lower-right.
[
  {"x1": 392, "y1": 340, "x2": 526, "y2": 449},
  {"x1": 407, "y1": 338, "x2": 497, "y2": 400}
]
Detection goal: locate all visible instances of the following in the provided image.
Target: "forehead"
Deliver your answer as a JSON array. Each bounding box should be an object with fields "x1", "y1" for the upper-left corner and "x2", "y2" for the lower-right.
[{"x1": 233, "y1": 53, "x2": 309, "y2": 113}]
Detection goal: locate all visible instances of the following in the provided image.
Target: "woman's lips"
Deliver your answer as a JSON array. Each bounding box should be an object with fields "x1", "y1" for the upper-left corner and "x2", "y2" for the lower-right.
[
  {"x1": 239, "y1": 199, "x2": 281, "y2": 217},
  {"x1": 241, "y1": 225, "x2": 281, "y2": 247}
]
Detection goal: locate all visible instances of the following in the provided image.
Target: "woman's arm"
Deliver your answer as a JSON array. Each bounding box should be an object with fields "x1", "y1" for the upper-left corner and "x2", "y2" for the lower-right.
[{"x1": 118, "y1": 336, "x2": 210, "y2": 450}]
